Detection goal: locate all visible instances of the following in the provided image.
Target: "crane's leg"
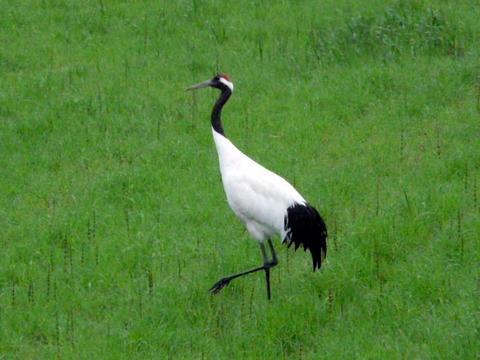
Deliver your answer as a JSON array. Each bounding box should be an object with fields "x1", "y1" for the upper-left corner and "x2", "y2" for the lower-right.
[
  {"x1": 263, "y1": 239, "x2": 279, "y2": 300},
  {"x1": 209, "y1": 239, "x2": 278, "y2": 299},
  {"x1": 267, "y1": 238, "x2": 278, "y2": 265},
  {"x1": 261, "y1": 242, "x2": 272, "y2": 300}
]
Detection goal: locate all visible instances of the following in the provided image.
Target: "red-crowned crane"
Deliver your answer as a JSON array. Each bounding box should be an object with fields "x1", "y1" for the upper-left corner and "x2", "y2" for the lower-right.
[{"x1": 187, "y1": 74, "x2": 327, "y2": 300}]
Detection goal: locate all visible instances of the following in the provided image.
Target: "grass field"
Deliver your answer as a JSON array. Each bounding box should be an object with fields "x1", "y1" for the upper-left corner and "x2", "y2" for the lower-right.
[{"x1": 1, "y1": 0, "x2": 479, "y2": 358}]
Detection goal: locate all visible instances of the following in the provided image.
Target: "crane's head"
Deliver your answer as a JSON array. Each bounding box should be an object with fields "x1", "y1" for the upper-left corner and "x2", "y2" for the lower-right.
[{"x1": 187, "y1": 74, "x2": 234, "y2": 93}]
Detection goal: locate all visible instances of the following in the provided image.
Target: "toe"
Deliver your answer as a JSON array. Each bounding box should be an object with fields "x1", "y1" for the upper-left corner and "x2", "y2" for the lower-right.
[{"x1": 209, "y1": 278, "x2": 230, "y2": 295}]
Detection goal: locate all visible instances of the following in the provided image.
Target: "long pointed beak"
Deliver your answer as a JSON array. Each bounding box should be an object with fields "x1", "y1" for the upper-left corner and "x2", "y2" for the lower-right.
[{"x1": 186, "y1": 79, "x2": 213, "y2": 91}]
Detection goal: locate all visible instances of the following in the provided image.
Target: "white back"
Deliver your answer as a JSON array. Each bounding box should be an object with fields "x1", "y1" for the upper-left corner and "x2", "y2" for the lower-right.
[{"x1": 212, "y1": 129, "x2": 305, "y2": 241}]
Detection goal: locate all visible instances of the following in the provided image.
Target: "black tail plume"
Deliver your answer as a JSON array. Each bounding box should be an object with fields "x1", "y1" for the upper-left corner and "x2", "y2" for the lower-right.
[{"x1": 283, "y1": 203, "x2": 328, "y2": 271}]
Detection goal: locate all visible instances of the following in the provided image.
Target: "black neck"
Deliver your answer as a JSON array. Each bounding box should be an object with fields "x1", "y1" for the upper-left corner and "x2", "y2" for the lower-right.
[{"x1": 211, "y1": 88, "x2": 231, "y2": 137}]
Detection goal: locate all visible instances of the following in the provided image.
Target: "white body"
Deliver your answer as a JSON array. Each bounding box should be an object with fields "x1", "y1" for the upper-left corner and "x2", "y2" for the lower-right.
[{"x1": 212, "y1": 129, "x2": 305, "y2": 242}]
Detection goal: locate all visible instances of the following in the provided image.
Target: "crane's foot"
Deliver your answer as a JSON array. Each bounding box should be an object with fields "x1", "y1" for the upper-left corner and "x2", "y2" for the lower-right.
[{"x1": 209, "y1": 277, "x2": 233, "y2": 295}]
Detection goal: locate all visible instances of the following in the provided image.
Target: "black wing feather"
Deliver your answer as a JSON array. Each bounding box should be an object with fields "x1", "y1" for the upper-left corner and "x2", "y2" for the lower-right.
[{"x1": 284, "y1": 203, "x2": 328, "y2": 271}]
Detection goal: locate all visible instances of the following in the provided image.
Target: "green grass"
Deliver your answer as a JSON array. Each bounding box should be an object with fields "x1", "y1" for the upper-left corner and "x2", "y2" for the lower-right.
[{"x1": 1, "y1": 0, "x2": 479, "y2": 358}]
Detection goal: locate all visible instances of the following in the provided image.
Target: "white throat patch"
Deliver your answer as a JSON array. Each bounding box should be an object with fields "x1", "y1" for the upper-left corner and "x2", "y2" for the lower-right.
[{"x1": 219, "y1": 77, "x2": 234, "y2": 92}]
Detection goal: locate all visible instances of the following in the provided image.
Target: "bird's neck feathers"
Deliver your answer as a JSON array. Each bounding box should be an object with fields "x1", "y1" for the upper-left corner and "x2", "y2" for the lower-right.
[
  {"x1": 210, "y1": 87, "x2": 244, "y2": 170},
  {"x1": 212, "y1": 126, "x2": 240, "y2": 164},
  {"x1": 211, "y1": 89, "x2": 231, "y2": 137}
]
